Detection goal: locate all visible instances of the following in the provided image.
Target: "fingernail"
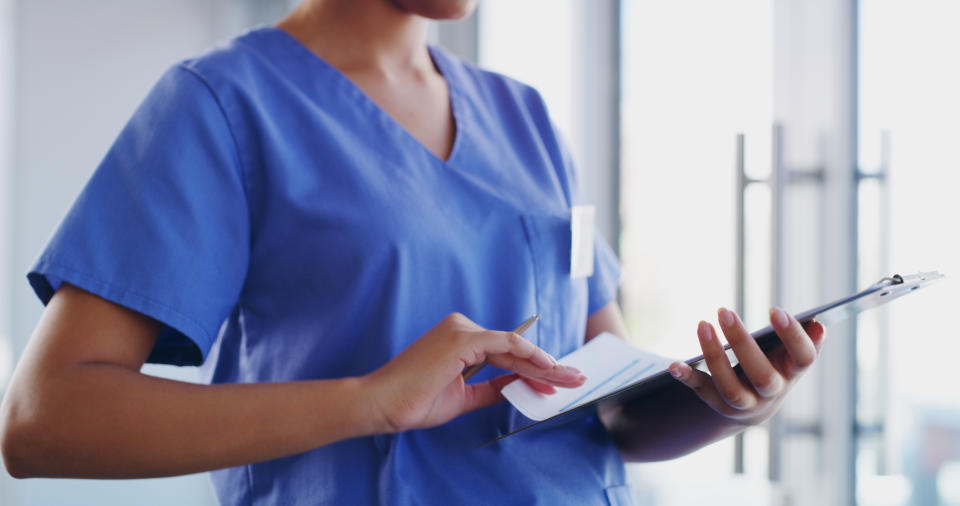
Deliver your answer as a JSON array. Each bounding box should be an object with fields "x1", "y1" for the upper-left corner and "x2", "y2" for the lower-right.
[
  {"x1": 698, "y1": 321, "x2": 712, "y2": 342},
  {"x1": 562, "y1": 365, "x2": 581, "y2": 375},
  {"x1": 771, "y1": 308, "x2": 789, "y2": 329},
  {"x1": 669, "y1": 364, "x2": 683, "y2": 379},
  {"x1": 718, "y1": 307, "x2": 734, "y2": 327}
]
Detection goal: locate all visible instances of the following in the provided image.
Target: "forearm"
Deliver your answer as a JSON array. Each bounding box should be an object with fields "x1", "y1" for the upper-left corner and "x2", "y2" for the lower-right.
[
  {"x1": 3, "y1": 285, "x2": 578, "y2": 480},
  {"x1": 1, "y1": 364, "x2": 378, "y2": 479},
  {"x1": 600, "y1": 378, "x2": 746, "y2": 462}
]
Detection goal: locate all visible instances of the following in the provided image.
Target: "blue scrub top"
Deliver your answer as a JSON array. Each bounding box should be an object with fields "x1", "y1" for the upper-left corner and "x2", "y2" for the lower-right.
[{"x1": 28, "y1": 27, "x2": 632, "y2": 505}]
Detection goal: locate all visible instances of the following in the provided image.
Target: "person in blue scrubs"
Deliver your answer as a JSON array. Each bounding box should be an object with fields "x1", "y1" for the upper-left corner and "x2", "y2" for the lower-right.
[{"x1": 0, "y1": 0, "x2": 827, "y2": 504}]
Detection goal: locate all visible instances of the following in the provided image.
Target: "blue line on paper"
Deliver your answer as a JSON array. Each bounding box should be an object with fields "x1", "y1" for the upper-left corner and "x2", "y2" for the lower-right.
[
  {"x1": 558, "y1": 359, "x2": 642, "y2": 412},
  {"x1": 609, "y1": 362, "x2": 658, "y2": 391}
]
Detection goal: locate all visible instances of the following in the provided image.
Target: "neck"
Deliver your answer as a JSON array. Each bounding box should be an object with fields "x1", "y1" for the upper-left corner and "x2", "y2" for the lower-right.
[{"x1": 278, "y1": 0, "x2": 432, "y2": 75}]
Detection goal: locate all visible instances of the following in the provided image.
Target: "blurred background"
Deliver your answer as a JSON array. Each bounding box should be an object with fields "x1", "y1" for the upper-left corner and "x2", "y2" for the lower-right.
[{"x1": 0, "y1": 0, "x2": 957, "y2": 505}]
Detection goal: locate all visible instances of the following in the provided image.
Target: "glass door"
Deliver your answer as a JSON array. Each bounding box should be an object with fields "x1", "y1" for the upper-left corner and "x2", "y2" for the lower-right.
[{"x1": 857, "y1": 1, "x2": 960, "y2": 504}]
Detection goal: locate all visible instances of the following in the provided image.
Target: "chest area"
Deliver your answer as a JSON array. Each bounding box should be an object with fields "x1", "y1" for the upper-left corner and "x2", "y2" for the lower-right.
[
  {"x1": 233, "y1": 75, "x2": 578, "y2": 281},
  {"x1": 240, "y1": 94, "x2": 570, "y2": 232},
  {"x1": 345, "y1": 71, "x2": 456, "y2": 162}
]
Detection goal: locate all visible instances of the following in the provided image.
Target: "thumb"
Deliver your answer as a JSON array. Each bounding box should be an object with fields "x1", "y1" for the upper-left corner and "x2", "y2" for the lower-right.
[{"x1": 460, "y1": 373, "x2": 518, "y2": 412}]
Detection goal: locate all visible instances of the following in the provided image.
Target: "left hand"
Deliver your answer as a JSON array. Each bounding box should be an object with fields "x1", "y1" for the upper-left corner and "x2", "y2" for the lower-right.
[{"x1": 668, "y1": 307, "x2": 826, "y2": 426}]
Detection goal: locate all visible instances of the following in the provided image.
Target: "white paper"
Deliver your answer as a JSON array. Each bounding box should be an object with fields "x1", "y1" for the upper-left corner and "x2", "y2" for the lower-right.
[
  {"x1": 502, "y1": 333, "x2": 676, "y2": 421},
  {"x1": 570, "y1": 205, "x2": 595, "y2": 279}
]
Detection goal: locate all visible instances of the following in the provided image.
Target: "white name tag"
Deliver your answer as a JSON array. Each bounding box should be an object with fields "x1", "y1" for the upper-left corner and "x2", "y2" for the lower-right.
[{"x1": 570, "y1": 205, "x2": 595, "y2": 279}]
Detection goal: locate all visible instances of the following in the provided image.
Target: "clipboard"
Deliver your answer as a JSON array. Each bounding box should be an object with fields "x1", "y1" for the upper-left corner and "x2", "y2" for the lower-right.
[{"x1": 483, "y1": 271, "x2": 944, "y2": 446}]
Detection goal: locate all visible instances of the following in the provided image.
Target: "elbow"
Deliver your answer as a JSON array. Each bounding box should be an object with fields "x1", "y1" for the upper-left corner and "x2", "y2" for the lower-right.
[
  {"x1": 2, "y1": 430, "x2": 33, "y2": 479},
  {"x1": 1, "y1": 393, "x2": 46, "y2": 479}
]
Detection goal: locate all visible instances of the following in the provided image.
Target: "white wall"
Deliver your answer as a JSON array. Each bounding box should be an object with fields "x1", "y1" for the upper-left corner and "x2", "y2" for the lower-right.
[
  {"x1": 1, "y1": 1, "x2": 288, "y2": 504},
  {"x1": 0, "y1": 0, "x2": 14, "y2": 395},
  {"x1": 0, "y1": 0, "x2": 15, "y2": 501}
]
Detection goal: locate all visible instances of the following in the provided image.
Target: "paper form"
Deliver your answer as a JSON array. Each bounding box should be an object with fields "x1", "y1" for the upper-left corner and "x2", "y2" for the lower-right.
[{"x1": 501, "y1": 333, "x2": 676, "y2": 421}]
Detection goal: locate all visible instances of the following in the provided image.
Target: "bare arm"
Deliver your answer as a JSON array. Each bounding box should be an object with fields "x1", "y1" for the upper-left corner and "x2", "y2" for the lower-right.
[
  {"x1": 0, "y1": 284, "x2": 582, "y2": 478},
  {"x1": 587, "y1": 302, "x2": 825, "y2": 462}
]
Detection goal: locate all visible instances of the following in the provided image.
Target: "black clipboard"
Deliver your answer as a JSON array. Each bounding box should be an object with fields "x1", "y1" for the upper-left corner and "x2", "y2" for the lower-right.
[{"x1": 482, "y1": 271, "x2": 944, "y2": 446}]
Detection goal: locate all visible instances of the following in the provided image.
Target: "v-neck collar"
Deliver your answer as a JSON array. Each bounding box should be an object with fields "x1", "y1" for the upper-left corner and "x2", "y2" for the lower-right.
[{"x1": 255, "y1": 26, "x2": 464, "y2": 167}]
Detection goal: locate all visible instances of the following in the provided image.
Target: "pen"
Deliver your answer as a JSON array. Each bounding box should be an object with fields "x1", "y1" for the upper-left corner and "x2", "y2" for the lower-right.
[{"x1": 461, "y1": 313, "x2": 540, "y2": 381}]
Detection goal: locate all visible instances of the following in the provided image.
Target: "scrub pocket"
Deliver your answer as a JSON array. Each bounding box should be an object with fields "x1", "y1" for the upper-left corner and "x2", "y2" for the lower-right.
[
  {"x1": 501, "y1": 213, "x2": 588, "y2": 435},
  {"x1": 519, "y1": 213, "x2": 589, "y2": 361}
]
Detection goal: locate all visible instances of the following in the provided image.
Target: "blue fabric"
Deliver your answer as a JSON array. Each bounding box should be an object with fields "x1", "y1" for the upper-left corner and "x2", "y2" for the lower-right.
[{"x1": 29, "y1": 27, "x2": 628, "y2": 505}]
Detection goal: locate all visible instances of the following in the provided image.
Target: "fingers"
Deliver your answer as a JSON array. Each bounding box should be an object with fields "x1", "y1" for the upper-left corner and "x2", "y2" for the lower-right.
[
  {"x1": 668, "y1": 361, "x2": 741, "y2": 416},
  {"x1": 769, "y1": 308, "x2": 818, "y2": 377},
  {"x1": 804, "y1": 320, "x2": 827, "y2": 352},
  {"x1": 717, "y1": 308, "x2": 784, "y2": 398},
  {"x1": 382, "y1": 314, "x2": 586, "y2": 431},
  {"x1": 462, "y1": 372, "x2": 565, "y2": 415},
  {"x1": 487, "y1": 352, "x2": 584, "y2": 387},
  {"x1": 474, "y1": 330, "x2": 556, "y2": 369},
  {"x1": 444, "y1": 313, "x2": 550, "y2": 368},
  {"x1": 470, "y1": 330, "x2": 584, "y2": 387},
  {"x1": 462, "y1": 373, "x2": 562, "y2": 413},
  {"x1": 446, "y1": 315, "x2": 556, "y2": 374},
  {"x1": 696, "y1": 320, "x2": 757, "y2": 410},
  {"x1": 521, "y1": 376, "x2": 557, "y2": 395}
]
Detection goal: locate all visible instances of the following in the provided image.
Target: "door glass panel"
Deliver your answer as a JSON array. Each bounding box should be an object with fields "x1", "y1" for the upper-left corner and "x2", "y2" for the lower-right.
[{"x1": 858, "y1": 1, "x2": 960, "y2": 504}]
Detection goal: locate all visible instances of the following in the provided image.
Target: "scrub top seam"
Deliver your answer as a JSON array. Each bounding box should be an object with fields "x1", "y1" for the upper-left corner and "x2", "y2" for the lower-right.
[
  {"x1": 520, "y1": 216, "x2": 542, "y2": 348},
  {"x1": 244, "y1": 463, "x2": 255, "y2": 506},
  {"x1": 176, "y1": 64, "x2": 253, "y2": 202}
]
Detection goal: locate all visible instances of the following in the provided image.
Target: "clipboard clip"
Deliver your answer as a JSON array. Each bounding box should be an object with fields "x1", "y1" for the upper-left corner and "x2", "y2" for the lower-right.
[
  {"x1": 871, "y1": 271, "x2": 944, "y2": 292},
  {"x1": 876, "y1": 274, "x2": 904, "y2": 286}
]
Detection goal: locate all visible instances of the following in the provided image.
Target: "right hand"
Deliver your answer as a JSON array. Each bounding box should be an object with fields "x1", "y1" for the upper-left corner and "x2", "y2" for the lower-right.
[{"x1": 363, "y1": 313, "x2": 586, "y2": 433}]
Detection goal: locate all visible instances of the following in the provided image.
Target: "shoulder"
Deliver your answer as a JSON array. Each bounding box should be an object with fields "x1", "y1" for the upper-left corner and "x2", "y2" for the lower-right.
[
  {"x1": 143, "y1": 28, "x2": 293, "y2": 174},
  {"x1": 431, "y1": 46, "x2": 552, "y2": 125},
  {"x1": 126, "y1": 28, "x2": 275, "y2": 125},
  {"x1": 171, "y1": 27, "x2": 277, "y2": 95}
]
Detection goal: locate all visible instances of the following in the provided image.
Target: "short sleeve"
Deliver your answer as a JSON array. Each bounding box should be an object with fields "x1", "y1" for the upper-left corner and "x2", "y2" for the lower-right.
[
  {"x1": 537, "y1": 106, "x2": 622, "y2": 316},
  {"x1": 587, "y1": 233, "x2": 621, "y2": 315},
  {"x1": 28, "y1": 65, "x2": 250, "y2": 366}
]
